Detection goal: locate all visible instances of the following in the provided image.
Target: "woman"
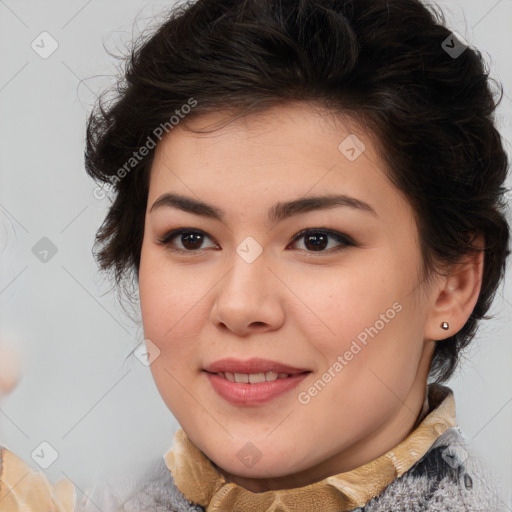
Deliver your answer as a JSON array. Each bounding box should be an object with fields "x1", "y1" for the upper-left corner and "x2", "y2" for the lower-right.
[{"x1": 1, "y1": 0, "x2": 510, "y2": 510}]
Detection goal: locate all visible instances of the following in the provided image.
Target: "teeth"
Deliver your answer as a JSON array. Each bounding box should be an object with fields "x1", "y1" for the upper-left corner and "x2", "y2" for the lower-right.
[
  {"x1": 234, "y1": 372, "x2": 249, "y2": 383},
  {"x1": 218, "y1": 371, "x2": 289, "y2": 383},
  {"x1": 265, "y1": 371, "x2": 279, "y2": 382},
  {"x1": 248, "y1": 372, "x2": 266, "y2": 383}
]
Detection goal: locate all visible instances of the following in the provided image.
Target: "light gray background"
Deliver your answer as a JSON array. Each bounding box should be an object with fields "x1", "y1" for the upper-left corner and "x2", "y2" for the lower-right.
[{"x1": 1, "y1": 0, "x2": 511, "y2": 507}]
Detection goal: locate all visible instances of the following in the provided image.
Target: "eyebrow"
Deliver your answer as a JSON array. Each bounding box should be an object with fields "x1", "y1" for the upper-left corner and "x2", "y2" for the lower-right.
[{"x1": 149, "y1": 192, "x2": 378, "y2": 223}]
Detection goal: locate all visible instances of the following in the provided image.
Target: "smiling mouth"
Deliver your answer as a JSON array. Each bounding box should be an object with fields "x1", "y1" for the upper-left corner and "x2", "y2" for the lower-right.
[
  {"x1": 205, "y1": 370, "x2": 310, "y2": 383},
  {"x1": 203, "y1": 370, "x2": 311, "y2": 405}
]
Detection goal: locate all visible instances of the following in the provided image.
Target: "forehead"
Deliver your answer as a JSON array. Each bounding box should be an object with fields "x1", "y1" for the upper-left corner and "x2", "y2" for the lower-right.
[{"x1": 147, "y1": 102, "x2": 408, "y2": 224}]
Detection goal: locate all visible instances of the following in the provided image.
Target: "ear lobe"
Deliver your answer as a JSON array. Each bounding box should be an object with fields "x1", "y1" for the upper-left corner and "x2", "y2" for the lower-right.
[{"x1": 425, "y1": 234, "x2": 485, "y2": 341}]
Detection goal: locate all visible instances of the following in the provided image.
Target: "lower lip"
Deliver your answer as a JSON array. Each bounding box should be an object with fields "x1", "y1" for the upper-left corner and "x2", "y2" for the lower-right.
[{"x1": 204, "y1": 371, "x2": 310, "y2": 405}]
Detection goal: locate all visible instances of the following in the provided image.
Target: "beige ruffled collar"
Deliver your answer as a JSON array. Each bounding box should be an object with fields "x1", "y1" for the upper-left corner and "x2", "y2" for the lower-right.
[{"x1": 164, "y1": 383, "x2": 457, "y2": 512}]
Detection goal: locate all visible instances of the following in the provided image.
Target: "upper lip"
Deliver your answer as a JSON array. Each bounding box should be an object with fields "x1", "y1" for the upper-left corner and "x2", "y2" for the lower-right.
[{"x1": 203, "y1": 358, "x2": 310, "y2": 375}]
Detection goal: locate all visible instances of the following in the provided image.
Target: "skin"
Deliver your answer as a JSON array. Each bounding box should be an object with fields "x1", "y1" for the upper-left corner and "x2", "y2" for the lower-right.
[{"x1": 138, "y1": 101, "x2": 483, "y2": 492}]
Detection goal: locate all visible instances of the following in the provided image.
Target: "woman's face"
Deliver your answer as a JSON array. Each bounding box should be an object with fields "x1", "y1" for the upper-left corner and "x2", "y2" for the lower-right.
[{"x1": 138, "y1": 102, "x2": 441, "y2": 491}]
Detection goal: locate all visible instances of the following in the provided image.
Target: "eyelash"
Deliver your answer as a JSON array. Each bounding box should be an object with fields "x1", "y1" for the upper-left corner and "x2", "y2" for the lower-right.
[{"x1": 156, "y1": 227, "x2": 356, "y2": 255}]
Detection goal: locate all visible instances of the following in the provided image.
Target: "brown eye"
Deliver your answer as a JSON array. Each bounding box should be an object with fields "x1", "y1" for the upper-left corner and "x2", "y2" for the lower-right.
[
  {"x1": 158, "y1": 228, "x2": 218, "y2": 253},
  {"x1": 288, "y1": 229, "x2": 355, "y2": 253},
  {"x1": 157, "y1": 227, "x2": 355, "y2": 255},
  {"x1": 179, "y1": 232, "x2": 205, "y2": 250}
]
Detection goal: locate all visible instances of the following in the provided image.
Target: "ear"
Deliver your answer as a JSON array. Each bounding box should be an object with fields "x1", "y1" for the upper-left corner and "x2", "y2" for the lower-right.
[{"x1": 424, "y1": 234, "x2": 485, "y2": 341}]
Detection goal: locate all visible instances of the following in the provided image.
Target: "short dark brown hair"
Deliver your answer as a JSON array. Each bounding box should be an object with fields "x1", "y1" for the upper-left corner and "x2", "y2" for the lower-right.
[{"x1": 85, "y1": 0, "x2": 511, "y2": 383}]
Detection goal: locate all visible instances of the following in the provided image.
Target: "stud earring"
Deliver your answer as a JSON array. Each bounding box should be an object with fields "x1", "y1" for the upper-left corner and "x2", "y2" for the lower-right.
[{"x1": 441, "y1": 322, "x2": 450, "y2": 330}]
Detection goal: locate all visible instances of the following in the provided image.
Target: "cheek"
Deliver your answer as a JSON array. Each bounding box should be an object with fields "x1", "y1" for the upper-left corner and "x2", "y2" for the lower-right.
[
  {"x1": 301, "y1": 263, "x2": 420, "y2": 383},
  {"x1": 139, "y1": 247, "x2": 194, "y2": 334},
  {"x1": 288, "y1": 263, "x2": 400, "y2": 343},
  {"x1": 138, "y1": 251, "x2": 204, "y2": 415},
  {"x1": 138, "y1": 247, "x2": 212, "y2": 371}
]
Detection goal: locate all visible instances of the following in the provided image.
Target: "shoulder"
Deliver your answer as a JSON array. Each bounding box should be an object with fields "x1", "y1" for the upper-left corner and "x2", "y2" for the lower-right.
[
  {"x1": 352, "y1": 427, "x2": 506, "y2": 512},
  {"x1": 78, "y1": 456, "x2": 204, "y2": 512},
  {"x1": 0, "y1": 445, "x2": 198, "y2": 512}
]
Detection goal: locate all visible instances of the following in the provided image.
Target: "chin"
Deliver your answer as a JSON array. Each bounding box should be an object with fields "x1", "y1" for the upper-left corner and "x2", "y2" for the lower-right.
[
  {"x1": 212, "y1": 456, "x2": 297, "y2": 481},
  {"x1": 202, "y1": 439, "x2": 308, "y2": 480}
]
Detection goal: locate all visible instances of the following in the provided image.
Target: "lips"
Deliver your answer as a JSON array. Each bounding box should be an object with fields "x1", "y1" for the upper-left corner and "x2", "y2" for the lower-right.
[
  {"x1": 202, "y1": 357, "x2": 309, "y2": 375},
  {"x1": 202, "y1": 358, "x2": 311, "y2": 405}
]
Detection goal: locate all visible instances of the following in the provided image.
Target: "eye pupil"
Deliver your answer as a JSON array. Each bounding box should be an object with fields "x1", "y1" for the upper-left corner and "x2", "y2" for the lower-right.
[
  {"x1": 182, "y1": 232, "x2": 204, "y2": 250},
  {"x1": 304, "y1": 233, "x2": 328, "y2": 251}
]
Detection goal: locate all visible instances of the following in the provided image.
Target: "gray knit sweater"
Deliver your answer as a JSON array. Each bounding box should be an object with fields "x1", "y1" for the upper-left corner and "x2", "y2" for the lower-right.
[{"x1": 80, "y1": 426, "x2": 506, "y2": 512}]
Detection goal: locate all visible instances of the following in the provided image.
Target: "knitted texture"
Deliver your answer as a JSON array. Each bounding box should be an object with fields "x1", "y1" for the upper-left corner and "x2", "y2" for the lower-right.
[{"x1": 80, "y1": 426, "x2": 505, "y2": 512}]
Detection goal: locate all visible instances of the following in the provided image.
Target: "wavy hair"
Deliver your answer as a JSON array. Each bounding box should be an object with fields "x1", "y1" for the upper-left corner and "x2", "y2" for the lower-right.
[{"x1": 85, "y1": 0, "x2": 510, "y2": 383}]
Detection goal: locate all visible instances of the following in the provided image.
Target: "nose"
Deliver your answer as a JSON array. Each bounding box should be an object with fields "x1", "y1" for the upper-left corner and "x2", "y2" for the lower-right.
[{"x1": 210, "y1": 247, "x2": 285, "y2": 336}]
